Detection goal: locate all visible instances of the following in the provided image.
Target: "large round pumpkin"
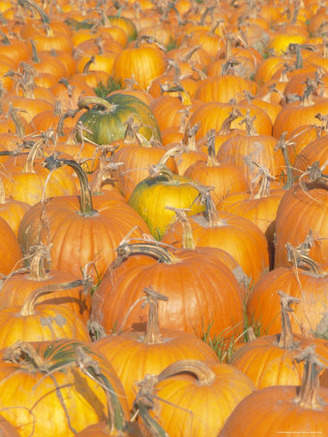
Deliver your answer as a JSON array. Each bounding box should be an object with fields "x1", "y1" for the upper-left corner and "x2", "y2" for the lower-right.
[{"x1": 91, "y1": 242, "x2": 244, "y2": 340}]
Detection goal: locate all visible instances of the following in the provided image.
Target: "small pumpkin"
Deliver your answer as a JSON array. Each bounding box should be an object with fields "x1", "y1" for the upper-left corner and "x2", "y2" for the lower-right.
[{"x1": 128, "y1": 166, "x2": 204, "y2": 240}]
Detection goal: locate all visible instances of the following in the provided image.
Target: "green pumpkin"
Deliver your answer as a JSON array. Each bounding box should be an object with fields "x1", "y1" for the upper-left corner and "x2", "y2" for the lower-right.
[
  {"x1": 128, "y1": 169, "x2": 205, "y2": 240},
  {"x1": 77, "y1": 94, "x2": 161, "y2": 145}
]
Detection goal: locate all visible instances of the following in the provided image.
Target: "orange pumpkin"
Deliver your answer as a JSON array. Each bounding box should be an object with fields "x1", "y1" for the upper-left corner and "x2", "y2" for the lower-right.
[
  {"x1": 18, "y1": 155, "x2": 150, "y2": 281},
  {"x1": 0, "y1": 339, "x2": 129, "y2": 436},
  {"x1": 91, "y1": 242, "x2": 244, "y2": 340},
  {"x1": 93, "y1": 287, "x2": 219, "y2": 409}
]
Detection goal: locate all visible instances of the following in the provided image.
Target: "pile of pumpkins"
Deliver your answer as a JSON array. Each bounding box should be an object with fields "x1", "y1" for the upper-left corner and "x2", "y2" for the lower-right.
[{"x1": 0, "y1": 0, "x2": 328, "y2": 434}]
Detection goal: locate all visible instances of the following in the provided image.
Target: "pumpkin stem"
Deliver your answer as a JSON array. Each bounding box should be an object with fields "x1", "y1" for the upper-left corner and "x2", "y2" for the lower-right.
[
  {"x1": 30, "y1": 39, "x2": 40, "y2": 64},
  {"x1": 181, "y1": 45, "x2": 201, "y2": 63},
  {"x1": 75, "y1": 346, "x2": 126, "y2": 433},
  {"x1": 239, "y1": 109, "x2": 257, "y2": 136},
  {"x1": 28, "y1": 244, "x2": 52, "y2": 281},
  {"x1": 23, "y1": 137, "x2": 45, "y2": 174},
  {"x1": 133, "y1": 375, "x2": 169, "y2": 437},
  {"x1": 206, "y1": 129, "x2": 219, "y2": 167},
  {"x1": 91, "y1": 161, "x2": 123, "y2": 194},
  {"x1": 193, "y1": 183, "x2": 224, "y2": 227},
  {"x1": 18, "y1": 0, "x2": 50, "y2": 24},
  {"x1": 0, "y1": 178, "x2": 6, "y2": 205},
  {"x1": 19, "y1": 279, "x2": 88, "y2": 316},
  {"x1": 218, "y1": 108, "x2": 242, "y2": 135},
  {"x1": 286, "y1": 233, "x2": 325, "y2": 276},
  {"x1": 78, "y1": 96, "x2": 117, "y2": 113},
  {"x1": 8, "y1": 104, "x2": 25, "y2": 137},
  {"x1": 3, "y1": 340, "x2": 47, "y2": 371},
  {"x1": 113, "y1": 242, "x2": 178, "y2": 268},
  {"x1": 250, "y1": 163, "x2": 275, "y2": 199},
  {"x1": 165, "y1": 207, "x2": 194, "y2": 249},
  {"x1": 122, "y1": 116, "x2": 141, "y2": 144},
  {"x1": 43, "y1": 154, "x2": 96, "y2": 215},
  {"x1": 0, "y1": 28, "x2": 10, "y2": 45},
  {"x1": 277, "y1": 290, "x2": 300, "y2": 349},
  {"x1": 143, "y1": 287, "x2": 168, "y2": 344},
  {"x1": 274, "y1": 132, "x2": 295, "y2": 190},
  {"x1": 82, "y1": 55, "x2": 95, "y2": 75},
  {"x1": 294, "y1": 345, "x2": 325, "y2": 409},
  {"x1": 182, "y1": 122, "x2": 200, "y2": 151},
  {"x1": 158, "y1": 359, "x2": 216, "y2": 385}
]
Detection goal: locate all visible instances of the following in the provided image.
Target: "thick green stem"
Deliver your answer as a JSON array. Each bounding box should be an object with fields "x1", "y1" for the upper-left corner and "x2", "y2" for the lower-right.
[
  {"x1": 20, "y1": 279, "x2": 85, "y2": 316},
  {"x1": 114, "y1": 243, "x2": 177, "y2": 268},
  {"x1": 43, "y1": 154, "x2": 96, "y2": 215}
]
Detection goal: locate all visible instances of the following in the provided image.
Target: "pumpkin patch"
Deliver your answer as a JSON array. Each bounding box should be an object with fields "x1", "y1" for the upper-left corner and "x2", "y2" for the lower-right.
[{"x1": 0, "y1": 0, "x2": 328, "y2": 434}]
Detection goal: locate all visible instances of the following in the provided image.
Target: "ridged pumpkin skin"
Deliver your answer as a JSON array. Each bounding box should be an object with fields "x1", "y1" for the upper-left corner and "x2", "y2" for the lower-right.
[
  {"x1": 231, "y1": 333, "x2": 328, "y2": 389},
  {"x1": 275, "y1": 182, "x2": 328, "y2": 268},
  {"x1": 219, "y1": 384, "x2": 328, "y2": 436},
  {"x1": 247, "y1": 264, "x2": 328, "y2": 336},
  {"x1": 150, "y1": 360, "x2": 255, "y2": 437},
  {"x1": 0, "y1": 216, "x2": 22, "y2": 275},
  {"x1": 77, "y1": 94, "x2": 161, "y2": 145},
  {"x1": 94, "y1": 328, "x2": 219, "y2": 409},
  {"x1": 18, "y1": 157, "x2": 151, "y2": 281},
  {"x1": 0, "y1": 340, "x2": 129, "y2": 437},
  {"x1": 112, "y1": 45, "x2": 166, "y2": 90},
  {"x1": 161, "y1": 210, "x2": 270, "y2": 285},
  {"x1": 91, "y1": 244, "x2": 244, "y2": 340},
  {"x1": 18, "y1": 195, "x2": 150, "y2": 280}
]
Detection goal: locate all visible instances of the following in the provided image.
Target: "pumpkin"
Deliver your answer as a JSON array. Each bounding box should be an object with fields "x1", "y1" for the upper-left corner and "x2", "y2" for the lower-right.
[
  {"x1": 111, "y1": 130, "x2": 177, "y2": 200},
  {"x1": 128, "y1": 167, "x2": 204, "y2": 240},
  {"x1": 0, "y1": 177, "x2": 30, "y2": 236},
  {"x1": 232, "y1": 291, "x2": 328, "y2": 388},
  {"x1": 184, "y1": 129, "x2": 248, "y2": 203},
  {"x1": 18, "y1": 155, "x2": 150, "y2": 281},
  {"x1": 216, "y1": 164, "x2": 285, "y2": 268},
  {"x1": 3, "y1": 136, "x2": 77, "y2": 206},
  {"x1": 0, "y1": 244, "x2": 91, "y2": 323},
  {"x1": 0, "y1": 279, "x2": 91, "y2": 348},
  {"x1": 0, "y1": 339, "x2": 129, "y2": 436},
  {"x1": 216, "y1": 110, "x2": 283, "y2": 187},
  {"x1": 274, "y1": 178, "x2": 328, "y2": 268},
  {"x1": 247, "y1": 240, "x2": 328, "y2": 337},
  {"x1": 91, "y1": 241, "x2": 244, "y2": 340},
  {"x1": 93, "y1": 287, "x2": 219, "y2": 409},
  {"x1": 112, "y1": 36, "x2": 167, "y2": 90},
  {"x1": 76, "y1": 94, "x2": 161, "y2": 145},
  {"x1": 161, "y1": 186, "x2": 270, "y2": 285},
  {"x1": 219, "y1": 346, "x2": 328, "y2": 436},
  {"x1": 0, "y1": 215, "x2": 22, "y2": 275},
  {"x1": 136, "y1": 359, "x2": 255, "y2": 436}
]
